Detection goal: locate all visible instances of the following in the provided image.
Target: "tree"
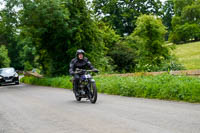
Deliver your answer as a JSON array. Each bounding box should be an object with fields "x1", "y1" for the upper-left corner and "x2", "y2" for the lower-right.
[
  {"x1": 19, "y1": 0, "x2": 71, "y2": 75},
  {"x1": 17, "y1": 36, "x2": 38, "y2": 71},
  {"x1": 19, "y1": 0, "x2": 108, "y2": 75},
  {"x1": 0, "y1": 45, "x2": 11, "y2": 68},
  {"x1": 173, "y1": 0, "x2": 193, "y2": 16},
  {"x1": 93, "y1": 0, "x2": 162, "y2": 36},
  {"x1": 161, "y1": 0, "x2": 174, "y2": 40},
  {"x1": 0, "y1": 0, "x2": 23, "y2": 69},
  {"x1": 169, "y1": 0, "x2": 200, "y2": 43},
  {"x1": 129, "y1": 15, "x2": 170, "y2": 71},
  {"x1": 97, "y1": 21, "x2": 121, "y2": 49}
]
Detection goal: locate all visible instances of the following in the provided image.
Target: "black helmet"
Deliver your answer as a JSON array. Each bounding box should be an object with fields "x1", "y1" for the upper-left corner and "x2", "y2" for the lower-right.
[{"x1": 76, "y1": 49, "x2": 85, "y2": 56}]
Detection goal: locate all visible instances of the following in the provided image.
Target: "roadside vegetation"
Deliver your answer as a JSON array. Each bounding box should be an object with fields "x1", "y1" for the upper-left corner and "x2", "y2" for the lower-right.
[
  {"x1": 21, "y1": 74, "x2": 200, "y2": 103},
  {"x1": 21, "y1": 76, "x2": 72, "y2": 89},
  {"x1": 2, "y1": 0, "x2": 200, "y2": 103},
  {"x1": 174, "y1": 41, "x2": 200, "y2": 70},
  {"x1": 2, "y1": 0, "x2": 199, "y2": 75},
  {"x1": 0, "y1": 45, "x2": 10, "y2": 68}
]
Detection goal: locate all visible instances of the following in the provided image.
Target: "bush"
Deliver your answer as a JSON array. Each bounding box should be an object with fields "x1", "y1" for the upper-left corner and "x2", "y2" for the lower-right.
[
  {"x1": 128, "y1": 15, "x2": 171, "y2": 72},
  {"x1": 108, "y1": 42, "x2": 137, "y2": 72},
  {"x1": 24, "y1": 61, "x2": 33, "y2": 71},
  {"x1": 144, "y1": 55, "x2": 185, "y2": 72},
  {"x1": 158, "y1": 56, "x2": 185, "y2": 71}
]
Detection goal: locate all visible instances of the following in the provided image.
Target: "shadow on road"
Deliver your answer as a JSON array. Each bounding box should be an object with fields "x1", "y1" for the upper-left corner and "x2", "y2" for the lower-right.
[{"x1": 66, "y1": 99, "x2": 100, "y2": 105}]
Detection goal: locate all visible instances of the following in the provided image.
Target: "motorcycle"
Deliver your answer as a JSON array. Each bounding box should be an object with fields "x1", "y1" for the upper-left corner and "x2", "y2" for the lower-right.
[{"x1": 72, "y1": 69, "x2": 98, "y2": 104}]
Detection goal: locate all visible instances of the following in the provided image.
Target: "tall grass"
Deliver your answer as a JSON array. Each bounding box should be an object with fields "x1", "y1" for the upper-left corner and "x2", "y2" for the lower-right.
[
  {"x1": 21, "y1": 74, "x2": 200, "y2": 103},
  {"x1": 95, "y1": 74, "x2": 200, "y2": 102},
  {"x1": 20, "y1": 76, "x2": 72, "y2": 89}
]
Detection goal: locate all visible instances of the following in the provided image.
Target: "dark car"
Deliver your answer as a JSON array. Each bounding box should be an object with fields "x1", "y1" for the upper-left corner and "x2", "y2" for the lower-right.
[{"x1": 0, "y1": 68, "x2": 19, "y2": 86}]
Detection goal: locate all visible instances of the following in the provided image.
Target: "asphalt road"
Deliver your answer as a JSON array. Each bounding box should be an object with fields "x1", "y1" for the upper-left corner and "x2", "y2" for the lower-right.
[{"x1": 0, "y1": 83, "x2": 200, "y2": 133}]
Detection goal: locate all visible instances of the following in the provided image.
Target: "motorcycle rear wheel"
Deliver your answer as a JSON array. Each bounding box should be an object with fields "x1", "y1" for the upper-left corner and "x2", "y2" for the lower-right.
[{"x1": 89, "y1": 82, "x2": 97, "y2": 104}]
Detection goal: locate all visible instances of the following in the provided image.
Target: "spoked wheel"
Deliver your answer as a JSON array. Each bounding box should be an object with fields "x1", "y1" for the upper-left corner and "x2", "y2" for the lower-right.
[{"x1": 89, "y1": 82, "x2": 97, "y2": 104}]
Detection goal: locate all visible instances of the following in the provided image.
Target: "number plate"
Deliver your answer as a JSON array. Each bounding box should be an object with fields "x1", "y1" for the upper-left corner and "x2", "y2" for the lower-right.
[{"x1": 5, "y1": 79, "x2": 12, "y2": 82}]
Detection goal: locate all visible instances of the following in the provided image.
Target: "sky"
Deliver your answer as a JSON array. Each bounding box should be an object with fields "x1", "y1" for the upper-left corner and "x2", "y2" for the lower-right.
[{"x1": 0, "y1": 0, "x2": 5, "y2": 10}]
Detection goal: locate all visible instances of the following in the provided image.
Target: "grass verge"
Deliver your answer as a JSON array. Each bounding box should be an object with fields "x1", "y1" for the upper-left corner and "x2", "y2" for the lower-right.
[
  {"x1": 174, "y1": 41, "x2": 200, "y2": 70},
  {"x1": 21, "y1": 74, "x2": 200, "y2": 103},
  {"x1": 20, "y1": 76, "x2": 73, "y2": 89}
]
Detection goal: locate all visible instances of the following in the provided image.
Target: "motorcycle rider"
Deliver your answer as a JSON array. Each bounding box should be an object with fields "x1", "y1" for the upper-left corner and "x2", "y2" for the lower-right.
[{"x1": 69, "y1": 49, "x2": 97, "y2": 96}]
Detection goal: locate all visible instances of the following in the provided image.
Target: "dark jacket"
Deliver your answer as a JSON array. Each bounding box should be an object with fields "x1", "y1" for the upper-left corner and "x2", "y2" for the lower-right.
[{"x1": 69, "y1": 57, "x2": 94, "y2": 75}]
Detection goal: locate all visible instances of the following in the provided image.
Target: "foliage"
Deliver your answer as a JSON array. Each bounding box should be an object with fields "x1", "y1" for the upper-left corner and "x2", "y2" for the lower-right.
[
  {"x1": 21, "y1": 74, "x2": 200, "y2": 103},
  {"x1": 161, "y1": 0, "x2": 174, "y2": 31},
  {"x1": 0, "y1": 0, "x2": 23, "y2": 69},
  {"x1": 108, "y1": 42, "x2": 137, "y2": 72},
  {"x1": 19, "y1": 0, "x2": 108, "y2": 76},
  {"x1": 20, "y1": 76, "x2": 72, "y2": 89},
  {"x1": 0, "y1": 45, "x2": 11, "y2": 68},
  {"x1": 161, "y1": 0, "x2": 174, "y2": 40},
  {"x1": 156, "y1": 56, "x2": 185, "y2": 71},
  {"x1": 0, "y1": 0, "x2": 196, "y2": 74},
  {"x1": 24, "y1": 61, "x2": 33, "y2": 71},
  {"x1": 128, "y1": 15, "x2": 170, "y2": 72},
  {"x1": 97, "y1": 21, "x2": 121, "y2": 49},
  {"x1": 17, "y1": 36, "x2": 38, "y2": 70},
  {"x1": 170, "y1": 0, "x2": 200, "y2": 43},
  {"x1": 96, "y1": 21, "x2": 138, "y2": 72},
  {"x1": 93, "y1": 0, "x2": 162, "y2": 36},
  {"x1": 96, "y1": 21, "x2": 121, "y2": 72},
  {"x1": 90, "y1": 21, "x2": 121, "y2": 73},
  {"x1": 173, "y1": 0, "x2": 193, "y2": 16},
  {"x1": 19, "y1": 0, "x2": 71, "y2": 75},
  {"x1": 170, "y1": 23, "x2": 200, "y2": 43}
]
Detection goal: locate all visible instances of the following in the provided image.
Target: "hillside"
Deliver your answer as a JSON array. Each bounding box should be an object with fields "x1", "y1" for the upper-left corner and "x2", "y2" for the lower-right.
[{"x1": 174, "y1": 41, "x2": 200, "y2": 70}]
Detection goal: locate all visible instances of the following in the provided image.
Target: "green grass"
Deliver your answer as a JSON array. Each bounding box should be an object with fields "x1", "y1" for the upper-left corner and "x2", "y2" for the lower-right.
[
  {"x1": 21, "y1": 74, "x2": 200, "y2": 103},
  {"x1": 174, "y1": 41, "x2": 200, "y2": 70},
  {"x1": 20, "y1": 76, "x2": 73, "y2": 89}
]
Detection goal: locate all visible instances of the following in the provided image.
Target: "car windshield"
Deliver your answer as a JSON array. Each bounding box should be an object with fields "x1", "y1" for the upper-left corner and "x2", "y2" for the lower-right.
[{"x1": 0, "y1": 68, "x2": 15, "y2": 74}]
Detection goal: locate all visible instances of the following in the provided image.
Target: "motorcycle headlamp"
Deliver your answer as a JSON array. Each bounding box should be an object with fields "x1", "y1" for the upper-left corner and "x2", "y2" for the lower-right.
[
  {"x1": 81, "y1": 75, "x2": 91, "y2": 81},
  {"x1": 81, "y1": 75, "x2": 86, "y2": 80}
]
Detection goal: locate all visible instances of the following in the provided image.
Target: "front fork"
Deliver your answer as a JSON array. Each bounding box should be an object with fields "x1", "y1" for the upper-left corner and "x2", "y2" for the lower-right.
[{"x1": 87, "y1": 79, "x2": 95, "y2": 98}]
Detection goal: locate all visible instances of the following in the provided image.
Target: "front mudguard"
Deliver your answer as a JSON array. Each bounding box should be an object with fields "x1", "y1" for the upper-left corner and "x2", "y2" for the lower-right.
[{"x1": 90, "y1": 79, "x2": 95, "y2": 83}]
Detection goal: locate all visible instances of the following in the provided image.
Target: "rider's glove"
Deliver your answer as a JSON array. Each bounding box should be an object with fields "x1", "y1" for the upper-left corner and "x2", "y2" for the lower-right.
[{"x1": 80, "y1": 70, "x2": 85, "y2": 75}]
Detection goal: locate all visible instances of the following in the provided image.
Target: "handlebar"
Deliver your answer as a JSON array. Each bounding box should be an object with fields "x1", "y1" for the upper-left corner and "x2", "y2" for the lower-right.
[{"x1": 74, "y1": 69, "x2": 99, "y2": 74}]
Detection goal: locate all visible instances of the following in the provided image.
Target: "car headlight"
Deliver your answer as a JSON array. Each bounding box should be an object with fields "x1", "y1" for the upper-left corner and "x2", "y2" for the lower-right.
[{"x1": 14, "y1": 73, "x2": 19, "y2": 77}]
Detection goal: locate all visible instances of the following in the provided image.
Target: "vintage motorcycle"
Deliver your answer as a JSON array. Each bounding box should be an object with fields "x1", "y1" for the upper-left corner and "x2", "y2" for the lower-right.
[{"x1": 72, "y1": 69, "x2": 98, "y2": 104}]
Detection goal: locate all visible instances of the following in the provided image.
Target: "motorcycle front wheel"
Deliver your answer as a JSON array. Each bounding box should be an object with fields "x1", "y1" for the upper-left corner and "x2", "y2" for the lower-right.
[
  {"x1": 75, "y1": 96, "x2": 81, "y2": 101},
  {"x1": 89, "y1": 82, "x2": 97, "y2": 104}
]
